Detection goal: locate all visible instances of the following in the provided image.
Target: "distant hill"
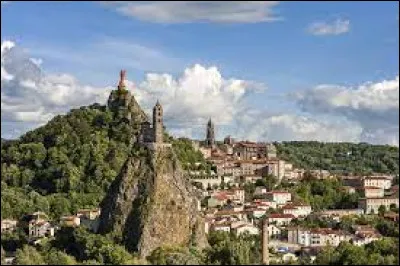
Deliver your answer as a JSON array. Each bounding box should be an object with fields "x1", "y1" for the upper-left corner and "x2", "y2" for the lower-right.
[{"x1": 276, "y1": 141, "x2": 399, "y2": 175}]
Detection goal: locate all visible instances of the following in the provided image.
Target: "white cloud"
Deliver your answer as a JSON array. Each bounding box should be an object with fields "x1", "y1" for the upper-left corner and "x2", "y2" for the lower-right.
[
  {"x1": 293, "y1": 76, "x2": 399, "y2": 146},
  {"x1": 29, "y1": 58, "x2": 43, "y2": 67},
  {"x1": 134, "y1": 64, "x2": 265, "y2": 129},
  {"x1": 1, "y1": 40, "x2": 264, "y2": 140},
  {"x1": 307, "y1": 18, "x2": 350, "y2": 36},
  {"x1": 102, "y1": 1, "x2": 282, "y2": 24},
  {"x1": 1, "y1": 41, "x2": 111, "y2": 124},
  {"x1": 1, "y1": 40, "x2": 398, "y2": 146},
  {"x1": 1, "y1": 41, "x2": 15, "y2": 82},
  {"x1": 233, "y1": 112, "x2": 362, "y2": 143}
]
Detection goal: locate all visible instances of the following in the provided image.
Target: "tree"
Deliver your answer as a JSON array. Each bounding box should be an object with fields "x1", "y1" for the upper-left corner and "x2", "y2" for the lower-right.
[
  {"x1": 45, "y1": 249, "x2": 77, "y2": 265},
  {"x1": 205, "y1": 231, "x2": 260, "y2": 265},
  {"x1": 255, "y1": 174, "x2": 278, "y2": 191},
  {"x1": 14, "y1": 245, "x2": 45, "y2": 265},
  {"x1": 389, "y1": 204, "x2": 398, "y2": 212},
  {"x1": 315, "y1": 238, "x2": 399, "y2": 265},
  {"x1": 378, "y1": 205, "x2": 386, "y2": 216},
  {"x1": 147, "y1": 246, "x2": 203, "y2": 265}
]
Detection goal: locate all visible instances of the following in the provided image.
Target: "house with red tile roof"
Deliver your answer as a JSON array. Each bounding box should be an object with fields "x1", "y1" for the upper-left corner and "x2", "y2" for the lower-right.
[{"x1": 268, "y1": 213, "x2": 295, "y2": 226}]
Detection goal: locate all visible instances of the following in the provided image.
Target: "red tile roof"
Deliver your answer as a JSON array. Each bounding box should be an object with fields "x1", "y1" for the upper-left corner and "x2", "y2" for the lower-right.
[{"x1": 213, "y1": 194, "x2": 228, "y2": 201}]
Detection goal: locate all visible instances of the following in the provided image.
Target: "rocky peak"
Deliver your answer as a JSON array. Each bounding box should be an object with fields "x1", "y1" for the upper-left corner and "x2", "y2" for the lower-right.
[{"x1": 99, "y1": 71, "x2": 208, "y2": 258}]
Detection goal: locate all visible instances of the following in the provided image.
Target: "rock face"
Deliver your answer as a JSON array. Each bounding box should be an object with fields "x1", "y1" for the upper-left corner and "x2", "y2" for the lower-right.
[
  {"x1": 99, "y1": 89, "x2": 208, "y2": 258},
  {"x1": 107, "y1": 89, "x2": 148, "y2": 124}
]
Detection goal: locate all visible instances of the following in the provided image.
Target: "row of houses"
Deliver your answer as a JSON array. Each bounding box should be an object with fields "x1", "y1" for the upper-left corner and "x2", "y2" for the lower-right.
[
  {"x1": 1, "y1": 208, "x2": 101, "y2": 240},
  {"x1": 339, "y1": 175, "x2": 399, "y2": 214},
  {"x1": 195, "y1": 140, "x2": 307, "y2": 183},
  {"x1": 287, "y1": 225, "x2": 381, "y2": 247}
]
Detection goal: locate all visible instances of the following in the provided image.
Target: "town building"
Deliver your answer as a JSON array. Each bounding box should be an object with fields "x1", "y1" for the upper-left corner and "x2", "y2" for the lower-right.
[
  {"x1": 282, "y1": 203, "x2": 312, "y2": 218},
  {"x1": 358, "y1": 197, "x2": 399, "y2": 214},
  {"x1": 317, "y1": 209, "x2": 364, "y2": 218},
  {"x1": 254, "y1": 186, "x2": 268, "y2": 195},
  {"x1": 265, "y1": 191, "x2": 292, "y2": 205},
  {"x1": 233, "y1": 141, "x2": 268, "y2": 160},
  {"x1": 60, "y1": 216, "x2": 81, "y2": 227},
  {"x1": 211, "y1": 223, "x2": 231, "y2": 233},
  {"x1": 224, "y1": 135, "x2": 235, "y2": 146},
  {"x1": 28, "y1": 219, "x2": 54, "y2": 238},
  {"x1": 77, "y1": 208, "x2": 101, "y2": 232},
  {"x1": 267, "y1": 213, "x2": 295, "y2": 226},
  {"x1": 288, "y1": 227, "x2": 352, "y2": 247},
  {"x1": 1, "y1": 219, "x2": 17, "y2": 233},
  {"x1": 358, "y1": 186, "x2": 385, "y2": 198},
  {"x1": 342, "y1": 176, "x2": 392, "y2": 190},
  {"x1": 233, "y1": 223, "x2": 259, "y2": 236},
  {"x1": 268, "y1": 224, "x2": 282, "y2": 238},
  {"x1": 362, "y1": 176, "x2": 392, "y2": 190},
  {"x1": 191, "y1": 175, "x2": 222, "y2": 189}
]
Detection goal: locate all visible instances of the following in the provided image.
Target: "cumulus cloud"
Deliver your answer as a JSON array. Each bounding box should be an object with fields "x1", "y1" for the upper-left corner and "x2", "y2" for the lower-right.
[
  {"x1": 293, "y1": 76, "x2": 399, "y2": 146},
  {"x1": 233, "y1": 111, "x2": 362, "y2": 143},
  {"x1": 2, "y1": 40, "x2": 398, "y2": 146},
  {"x1": 1, "y1": 40, "x2": 264, "y2": 140},
  {"x1": 133, "y1": 64, "x2": 264, "y2": 128},
  {"x1": 102, "y1": 1, "x2": 282, "y2": 24},
  {"x1": 1, "y1": 41, "x2": 111, "y2": 125},
  {"x1": 307, "y1": 18, "x2": 350, "y2": 36}
]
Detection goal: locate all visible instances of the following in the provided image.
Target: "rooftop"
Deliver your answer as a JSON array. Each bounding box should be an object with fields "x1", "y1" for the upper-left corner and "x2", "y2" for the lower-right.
[
  {"x1": 268, "y1": 213, "x2": 295, "y2": 219},
  {"x1": 267, "y1": 191, "x2": 291, "y2": 195}
]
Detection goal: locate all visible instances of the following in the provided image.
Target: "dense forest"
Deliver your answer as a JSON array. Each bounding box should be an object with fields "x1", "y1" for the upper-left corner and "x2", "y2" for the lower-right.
[{"x1": 276, "y1": 141, "x2": 399, "y2": 175}]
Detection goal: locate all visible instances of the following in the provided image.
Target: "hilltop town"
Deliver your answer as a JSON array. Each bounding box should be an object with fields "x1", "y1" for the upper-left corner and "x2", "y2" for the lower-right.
[{"x1": 1, "y1": 71, "x2": 399, "y2": 265}]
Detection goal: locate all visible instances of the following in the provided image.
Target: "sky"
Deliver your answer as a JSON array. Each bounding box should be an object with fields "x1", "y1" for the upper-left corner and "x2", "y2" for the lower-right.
[{"x1": 1, "y1": 1, "x2": 399, "y2": 146}]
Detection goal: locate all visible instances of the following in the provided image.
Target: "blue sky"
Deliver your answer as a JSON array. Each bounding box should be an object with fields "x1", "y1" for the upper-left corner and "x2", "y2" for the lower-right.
[{"x1": 1, "y1": 1, "x2": 399, "y2": 145}]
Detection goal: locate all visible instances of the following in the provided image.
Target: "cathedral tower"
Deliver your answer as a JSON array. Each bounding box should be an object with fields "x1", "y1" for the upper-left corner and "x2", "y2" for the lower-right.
[
  {"x1": 206, "y1": 118, "x2": 215, "y2": 148},
  {"x1": 153, "y1": 100, "x2": 163, "y2": 143}
]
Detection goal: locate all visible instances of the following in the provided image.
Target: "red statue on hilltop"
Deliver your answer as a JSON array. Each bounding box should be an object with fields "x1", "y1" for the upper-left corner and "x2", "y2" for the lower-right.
[{"x1": 118, "y1": 69, "x2": 126, "y2": 90}]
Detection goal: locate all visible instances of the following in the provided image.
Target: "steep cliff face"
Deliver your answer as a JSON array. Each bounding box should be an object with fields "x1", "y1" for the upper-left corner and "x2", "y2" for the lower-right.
[{"x1": 99, "y1": 90, "x2": 208, "y2": 258}]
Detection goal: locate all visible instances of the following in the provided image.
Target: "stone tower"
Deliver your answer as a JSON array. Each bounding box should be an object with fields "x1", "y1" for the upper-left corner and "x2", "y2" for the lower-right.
[
  {"x1": 153, "y1": 100, "x2": 163, "y2": 143},
  {"x1": 206, "y1": 118, "x2": 215, "y2": 148},
  {"x1": 262, "y1": 218, "x2": 269, "y2": 265}
]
